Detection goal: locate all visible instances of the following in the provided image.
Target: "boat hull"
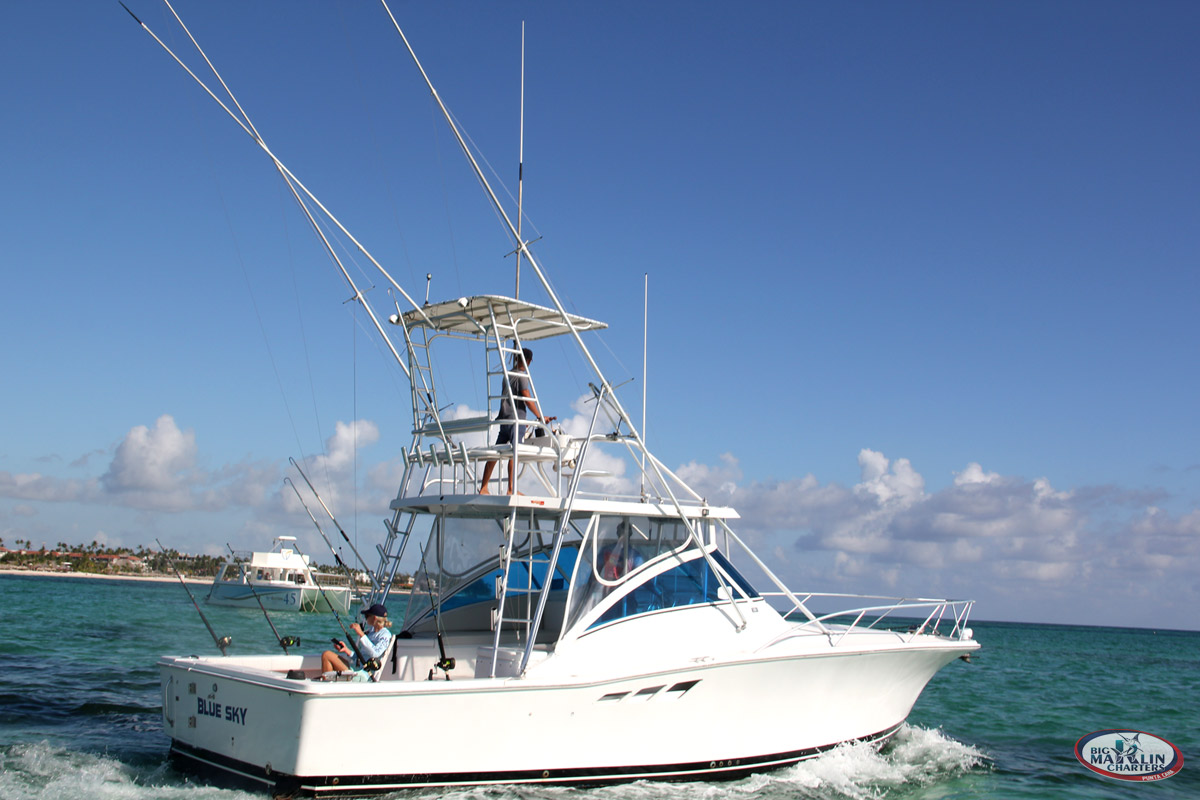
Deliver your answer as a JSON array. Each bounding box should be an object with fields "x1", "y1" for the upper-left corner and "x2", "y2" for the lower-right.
[
  {"x1": 159, "y1": 638, "x2": 974, "y2": 796},
  {"x1": 168, "y1": 724, "x2": 901, "y2": 794},
  {"x1": 206, "y1": 583, "x2": 351, "y2": 614}
]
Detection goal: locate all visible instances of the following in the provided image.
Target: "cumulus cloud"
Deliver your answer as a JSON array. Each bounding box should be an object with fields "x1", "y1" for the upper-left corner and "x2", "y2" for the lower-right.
[
  {"x1": 282, "y1": 419, "x2": 385, "y2": 519},
  {"x1": 677, "y1": 449, "x2": 1200, "y2": 627},
  {"x1": 5, "y1": 407, "x2": 1197, "y2": 628},
  {"x1": 0, "y1": 415, "x2": 321, "y2": 516},
  {"x1": 0, "y1": 471, "x2": 93, "y2": 503},
  {"x1": 100, "y1": 415, "x2": 197, "y2": 507}
]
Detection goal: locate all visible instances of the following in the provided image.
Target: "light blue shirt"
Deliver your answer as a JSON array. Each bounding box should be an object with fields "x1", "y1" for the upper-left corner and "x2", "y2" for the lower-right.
[{"x1": 352, "y1": 625, "x2": 393, "y2": 667}]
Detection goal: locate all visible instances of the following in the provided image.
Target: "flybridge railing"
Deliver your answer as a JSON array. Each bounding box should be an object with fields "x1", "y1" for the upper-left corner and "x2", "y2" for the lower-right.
[{"x1": 760, "y1": 591, "x2": 976, "y2": 645}]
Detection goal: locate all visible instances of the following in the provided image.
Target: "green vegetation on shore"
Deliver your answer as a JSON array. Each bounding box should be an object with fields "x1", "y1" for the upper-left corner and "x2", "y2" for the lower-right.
[{"x1": 0, "y1": 537, "x2": 227, "y2": 576}]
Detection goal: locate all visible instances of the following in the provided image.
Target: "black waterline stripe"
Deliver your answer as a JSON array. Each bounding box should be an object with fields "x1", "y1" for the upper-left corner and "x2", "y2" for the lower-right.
[{"x1": 170, "y1": 723, "x2": 902, "y2": 796}]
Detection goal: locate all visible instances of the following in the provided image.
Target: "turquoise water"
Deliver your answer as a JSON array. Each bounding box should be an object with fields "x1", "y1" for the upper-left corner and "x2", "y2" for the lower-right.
[{"x1": 1, "y1": 573, "x2": 1196, "y2": 799}]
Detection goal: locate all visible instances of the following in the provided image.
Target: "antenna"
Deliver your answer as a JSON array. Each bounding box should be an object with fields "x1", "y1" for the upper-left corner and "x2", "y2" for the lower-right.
[
  {"x1": 515, "y1": 21, "x2": 526, "y2": 299},
  {"x1": 641, "y1": 272, "x2": 648, "y2": 496}
]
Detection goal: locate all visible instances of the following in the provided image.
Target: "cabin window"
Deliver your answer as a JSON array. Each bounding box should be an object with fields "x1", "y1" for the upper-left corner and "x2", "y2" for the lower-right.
[
  {"x1": 403, "y1": 513, "x2": 579, "y2": 627},
  {"x1": 588, "y1": 550, "x2": 760, "y2": 629},
  {"x1": 564, "y1": 516, "x2": 701, "y2": 631},
  {"x1": 436, "y1": 547, "x2": 578, "y2": 614}
]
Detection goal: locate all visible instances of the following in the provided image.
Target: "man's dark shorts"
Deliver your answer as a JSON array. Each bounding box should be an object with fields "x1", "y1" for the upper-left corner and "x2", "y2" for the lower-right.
[{"x1": 495, "y1": 421, "x2": 516, "y2": 446}]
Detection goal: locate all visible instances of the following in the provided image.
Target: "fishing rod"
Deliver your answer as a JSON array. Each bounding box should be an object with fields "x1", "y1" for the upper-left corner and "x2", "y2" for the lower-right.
[
  {"x1": 224, "y1": 543, "x2": 299, "y2": 654},
  {"x1": 288, "y1": 540, "x2": 377, "y2": 673},
  {"x1": 155, "y1": 539, "x2": 230, "y2": 656},
  {"x1": 289, "y1": 458, "x2": 379, "y2": 592},
  {"x1": 285, "y1": 477, "x2": 366, "y2": 606},
  {"x1": 416, "y1": 542, "x2": 454, "y2": 680}
]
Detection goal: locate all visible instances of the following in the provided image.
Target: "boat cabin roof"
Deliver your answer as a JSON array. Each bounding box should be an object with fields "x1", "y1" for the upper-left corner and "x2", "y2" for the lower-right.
[{"x1": 399, "y1": 295, "x2": 607, "y2": 341}]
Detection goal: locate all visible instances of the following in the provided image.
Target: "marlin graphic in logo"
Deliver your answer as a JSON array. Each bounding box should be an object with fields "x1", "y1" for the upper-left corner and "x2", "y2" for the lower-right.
[
  {"x1": 1112, "y1": 733, "x2": 1141, "y2": 765},
  {"x1": 1075, "y1": 729, "x2": 1183, "y2": 782}
]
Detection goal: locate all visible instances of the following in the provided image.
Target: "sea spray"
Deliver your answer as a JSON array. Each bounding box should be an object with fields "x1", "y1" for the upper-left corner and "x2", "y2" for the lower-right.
[
  {"x1": 0, "y1": 742, "x2": 257, "y2": 800},
  {"x1": 424, "y1": 726, "x2": 986, "y2": 800}
]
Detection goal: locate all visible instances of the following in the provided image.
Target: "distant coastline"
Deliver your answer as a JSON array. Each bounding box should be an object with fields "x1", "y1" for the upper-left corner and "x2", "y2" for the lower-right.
[
  {"x1": 0, "y1": 567, "x2": 410, "y2": 593},
  {"x1": 0, "y1": 567, "x2": 207, "y2": 585}
]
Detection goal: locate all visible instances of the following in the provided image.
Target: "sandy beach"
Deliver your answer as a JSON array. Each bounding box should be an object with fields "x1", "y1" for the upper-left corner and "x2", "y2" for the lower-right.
[{"x1": 0, "y1": 567, "x2": 208, "y2": 585}]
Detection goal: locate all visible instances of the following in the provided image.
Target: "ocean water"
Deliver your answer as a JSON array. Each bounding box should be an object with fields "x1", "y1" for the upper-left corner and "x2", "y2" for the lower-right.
[{"x1": 0, "y1": 573, "x2": 1196, "y2": 799}]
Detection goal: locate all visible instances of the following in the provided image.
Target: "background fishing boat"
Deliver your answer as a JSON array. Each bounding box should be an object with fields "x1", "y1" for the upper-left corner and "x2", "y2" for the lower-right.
[{"x1": 206, "y1": 536, "x2": 354, "y2": 614}]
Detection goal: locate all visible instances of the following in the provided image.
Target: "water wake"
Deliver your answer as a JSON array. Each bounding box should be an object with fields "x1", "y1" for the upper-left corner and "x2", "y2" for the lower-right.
[
  {"x1": 0, "y1": 726, "x2": 986, "y2": 800},
  {"x1": 415, "y1": 725, "x2": 987, "y2": 800},
  {"x1": 0, "y1": 742, "x2": 252, "y2": 800}
]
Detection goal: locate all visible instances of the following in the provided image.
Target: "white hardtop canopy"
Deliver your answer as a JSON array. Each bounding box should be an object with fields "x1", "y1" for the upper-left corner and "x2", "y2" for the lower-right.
[{"x1": 398, "y1": 295, "x2": 607, "y2": 341}]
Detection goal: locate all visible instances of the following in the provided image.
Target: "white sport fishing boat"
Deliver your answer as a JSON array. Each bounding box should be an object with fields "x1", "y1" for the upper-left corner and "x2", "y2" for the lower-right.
[
  {"x1": 207, "y1": 536, "x2": 353, "y2": 614},
  {"x1": 135, "y1": 2, "x2": 980, "y2": 795}
]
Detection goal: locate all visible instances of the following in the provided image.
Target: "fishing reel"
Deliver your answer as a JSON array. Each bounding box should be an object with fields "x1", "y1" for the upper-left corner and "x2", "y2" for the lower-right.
[
  {"x1": 436, "y1": 655, "x2": 456, "y2": 672},
  {"x1": 279, "y1": 636, "x2": 301, "y2": 649}
]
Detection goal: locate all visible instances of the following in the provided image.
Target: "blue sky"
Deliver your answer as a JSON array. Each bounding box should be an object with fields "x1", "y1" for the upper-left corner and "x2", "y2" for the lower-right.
[{"x1": 1, "y1": 1, "x2": 1197, "y2": 631}]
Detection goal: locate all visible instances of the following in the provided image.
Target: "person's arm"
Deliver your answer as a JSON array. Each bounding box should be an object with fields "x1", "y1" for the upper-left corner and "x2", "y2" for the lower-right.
[
  {"x1": 523, "y1": 390, "x2": 546, "y2": 424},
  {"x1": 357, "y1": 628, "x2": 392, "y2": 660}
]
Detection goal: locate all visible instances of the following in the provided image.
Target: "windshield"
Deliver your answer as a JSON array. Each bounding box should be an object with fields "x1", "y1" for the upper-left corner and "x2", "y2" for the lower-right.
[{"x1": 403, "y1": 512, "x2": 579, "y2": 633}]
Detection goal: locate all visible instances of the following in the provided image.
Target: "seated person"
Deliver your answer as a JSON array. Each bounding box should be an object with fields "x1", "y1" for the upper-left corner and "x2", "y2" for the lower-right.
[{"x1": 321, "y1": 603, "x2": 393, "y2": 673}]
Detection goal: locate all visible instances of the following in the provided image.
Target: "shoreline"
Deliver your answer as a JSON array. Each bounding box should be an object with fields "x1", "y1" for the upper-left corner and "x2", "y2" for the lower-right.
[
  {"x1": 0, "y1": 567, "x2": 208, "y2": 585},
  {"x1": 0, "y1": 567, "x2": 407, "y2": 593}
]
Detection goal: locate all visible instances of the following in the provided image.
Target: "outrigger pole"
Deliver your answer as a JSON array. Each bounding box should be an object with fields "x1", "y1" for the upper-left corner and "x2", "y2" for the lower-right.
[
  {"x1": 289, "y1": 458, "x2": 379, "y2": 593},
  {"x1": 224, "y1": 543, "x2": 299, "y2": 654},
  {"x1": 375, "y1": 0, "x2": 691, "y2": 498},
  {"x1": 155, "y1": 539, "x2": 230, "y2": 656},
  {"x1": 376, "y1": 1, "x2": 746, "y2": 625},
  {"x1": 285, "y1": 476, "x2": 366, "y2": 605},
  {"x1": 120, "y1": 0, "x2": 440, "y2": 382}
]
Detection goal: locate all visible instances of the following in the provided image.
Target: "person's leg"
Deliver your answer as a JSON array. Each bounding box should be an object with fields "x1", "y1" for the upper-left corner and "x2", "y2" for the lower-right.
[
  {"x1": 321, "y1": 650, "x2": 349, "y2": 672},
  {"x1": 481, "y1": 423, "x2": 514, "y2": 494},
  {"x1": 479, "y1": 460, "x2": 497, "y2": 494}
]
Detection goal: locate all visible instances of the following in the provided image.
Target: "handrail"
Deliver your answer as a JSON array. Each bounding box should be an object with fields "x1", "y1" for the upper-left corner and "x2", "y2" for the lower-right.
[{"x1": 758, "y1": 592, "x2": 975, "y2": 647}]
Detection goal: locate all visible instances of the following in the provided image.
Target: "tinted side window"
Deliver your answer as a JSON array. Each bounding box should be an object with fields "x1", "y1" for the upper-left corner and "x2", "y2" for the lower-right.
[{"x1": 593, "y1": 555, "x2": 721, "y2": 627}]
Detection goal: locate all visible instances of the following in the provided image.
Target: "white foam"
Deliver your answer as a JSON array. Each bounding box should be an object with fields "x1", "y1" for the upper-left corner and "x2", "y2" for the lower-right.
[
  {"x1": 424, "y1": 725, "x2": 986, "y2": 800},
  {"x1": 1, "y1": 726, "x2": 987, "y2": 800},
  {"x1": 772, "y1": 725, "x2": 989, "y2": 799},
  {"x1": 0, "y1": 742, "x2": 258, "y2": 800}
]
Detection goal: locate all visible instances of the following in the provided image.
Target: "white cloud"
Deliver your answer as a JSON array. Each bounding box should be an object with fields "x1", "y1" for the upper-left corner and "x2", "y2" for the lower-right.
[
  {"x1": 678, "y1": 449, "x2": 1200, "y2": 628},
  {"x1": 2, "y1": 415, "x2": 291, "y2": 515},
  {"x1": 324, "y1": 420, "x2": 380, "y2": 472},
  {"x1": 101, "y1": 414, "x2": 196, "y2": 501},
  {"x1": 953, "y1": 462, "x2": 1001, "y2": 486},
  {"x1": 0, "y1": 472, "x2": 92, "y2": 503},
  {"x1": 283, "y1": 419, "x2": 386, "y2": 521},
  {"x1": 4, "y1": 410, "x2": 1197, "y2": 628}
]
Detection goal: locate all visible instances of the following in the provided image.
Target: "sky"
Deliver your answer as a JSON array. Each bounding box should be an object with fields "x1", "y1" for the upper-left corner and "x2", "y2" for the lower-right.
[{"x1": 1, "y1": 1, "x2": 1197, "y2": 631}]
